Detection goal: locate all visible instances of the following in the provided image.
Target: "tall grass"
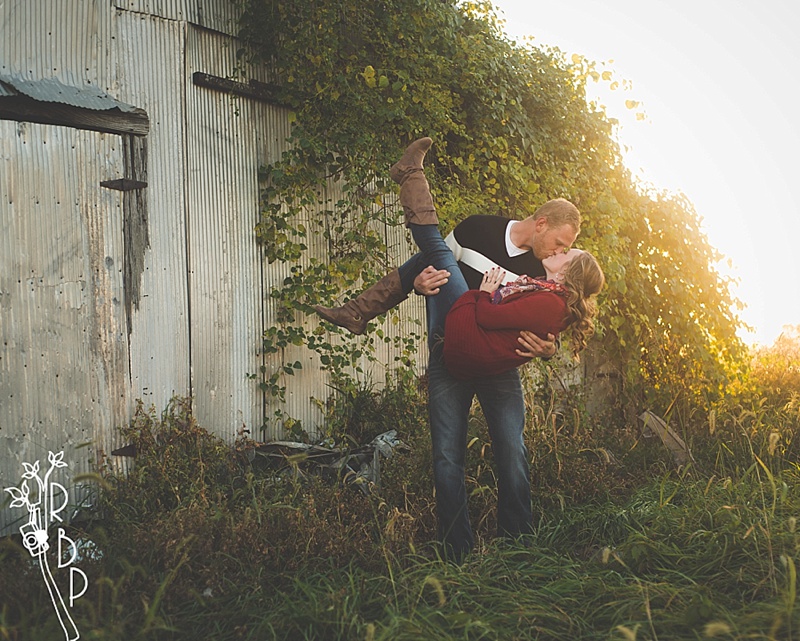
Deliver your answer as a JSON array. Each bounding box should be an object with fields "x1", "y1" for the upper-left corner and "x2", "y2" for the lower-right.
[{"x1": 2, "y1": 378, "x2": 798, "y2": 640}]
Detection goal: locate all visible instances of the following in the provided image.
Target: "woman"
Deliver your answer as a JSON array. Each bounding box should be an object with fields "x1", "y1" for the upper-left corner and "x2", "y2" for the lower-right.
[
  {"x1": 315, "y1": 137, "x2": 605, "y2": 373},
  {"x1": 443, "y1": 250, "x2": 602, "y2": 379},
  {"x1": 410, "y1": 221, "x2": 604, "y2": 380}
]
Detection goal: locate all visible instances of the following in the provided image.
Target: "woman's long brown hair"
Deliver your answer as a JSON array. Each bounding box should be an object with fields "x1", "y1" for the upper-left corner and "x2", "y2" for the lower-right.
[{"x1": 561, "y1": 251, "x2": 605, "y2": 358}]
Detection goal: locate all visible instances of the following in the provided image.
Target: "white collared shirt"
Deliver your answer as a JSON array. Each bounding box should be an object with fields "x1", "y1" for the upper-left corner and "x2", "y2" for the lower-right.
[{"x1": 505, "y1": 221, "x2": 528, "y2": 258}]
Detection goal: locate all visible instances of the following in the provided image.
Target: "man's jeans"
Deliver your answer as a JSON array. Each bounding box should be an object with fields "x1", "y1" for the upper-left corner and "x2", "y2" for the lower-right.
[
  {"x1": 428, "y1": 345, "x2": 533, "y2": 558},
  {"x1": 399, "y1": 224, "x2": 534, "y2": 559}
]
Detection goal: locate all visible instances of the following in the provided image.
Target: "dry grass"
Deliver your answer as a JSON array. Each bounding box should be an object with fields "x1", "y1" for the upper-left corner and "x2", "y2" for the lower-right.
[{"x1": 1, "y1": 378, "x2": 798, "y2": 640}]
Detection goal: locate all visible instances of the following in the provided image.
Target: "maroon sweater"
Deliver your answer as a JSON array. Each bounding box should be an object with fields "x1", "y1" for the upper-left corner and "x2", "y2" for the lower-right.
[{"x1": 443, "y1": 289, "x2": 569, "y2": 380}]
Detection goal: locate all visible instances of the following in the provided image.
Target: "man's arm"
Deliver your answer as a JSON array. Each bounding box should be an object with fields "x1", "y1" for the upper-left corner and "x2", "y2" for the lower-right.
[
  {"x1": 413, "y1": 265, "x2": 450, "y2": 295},
  {"x1": 516, "y1": 331, "x2": 557, "y2": 359},
  {"x1": 479, "y1": 268, "x2": 558, "y2": 358},
  {"x1": 416, "y1": 266, "x2": 558, "y2": 356}
]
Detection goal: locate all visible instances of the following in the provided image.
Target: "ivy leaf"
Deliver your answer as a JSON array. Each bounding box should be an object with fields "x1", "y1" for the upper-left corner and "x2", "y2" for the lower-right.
[{"x1": 361, "y1": 65, "x2": 376, "y2": 88}]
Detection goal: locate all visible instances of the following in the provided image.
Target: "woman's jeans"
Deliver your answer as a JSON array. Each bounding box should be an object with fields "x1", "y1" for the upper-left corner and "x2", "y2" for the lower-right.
[{"x1": 398, "y1": 224, "x2": 533, "y2": 559}]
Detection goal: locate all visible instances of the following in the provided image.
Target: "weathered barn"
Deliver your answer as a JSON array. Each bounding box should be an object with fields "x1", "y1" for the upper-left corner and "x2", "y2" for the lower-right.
[{"x1": 0, "y1": 0, "x2": 423, "y2": 534}]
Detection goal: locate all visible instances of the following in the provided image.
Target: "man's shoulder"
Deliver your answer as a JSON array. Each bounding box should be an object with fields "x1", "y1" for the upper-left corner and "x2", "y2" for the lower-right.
[
  {"x1": 456, "y1": 214, "x2": 513, "y2": 228},
  {"x1": 454, "y1": 215, "x2": 513, "y2": 239}
]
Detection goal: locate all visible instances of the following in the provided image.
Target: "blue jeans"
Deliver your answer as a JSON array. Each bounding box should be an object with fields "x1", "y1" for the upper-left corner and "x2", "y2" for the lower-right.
[
  {"x1": 403, "y1": 224, "x2": 533, "y2": 559},
  {"x1": 408, "y1": 225, "x2": 468, "y2": 350}
]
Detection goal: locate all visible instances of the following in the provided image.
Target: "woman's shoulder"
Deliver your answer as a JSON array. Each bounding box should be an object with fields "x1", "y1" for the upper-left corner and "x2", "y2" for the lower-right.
[{"x1": 515, "y1": 289, "x2": 568, "y2": 311}]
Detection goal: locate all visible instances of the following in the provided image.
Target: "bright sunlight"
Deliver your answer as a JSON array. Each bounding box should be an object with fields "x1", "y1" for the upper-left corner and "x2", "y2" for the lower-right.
[{"x1": 491, "y1": 0, "x2": 800, "y2": 346}]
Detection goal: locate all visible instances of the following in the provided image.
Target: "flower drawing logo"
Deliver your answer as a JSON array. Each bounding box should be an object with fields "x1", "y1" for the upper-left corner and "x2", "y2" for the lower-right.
[{"x1": 5, "y1": 451, "x2": 88, "y2": 641}]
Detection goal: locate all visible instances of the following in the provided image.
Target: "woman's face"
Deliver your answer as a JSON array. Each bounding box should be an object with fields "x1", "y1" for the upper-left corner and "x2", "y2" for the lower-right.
[{"x1": 543, "y1": 248, "x2": 584, "y2": 282}]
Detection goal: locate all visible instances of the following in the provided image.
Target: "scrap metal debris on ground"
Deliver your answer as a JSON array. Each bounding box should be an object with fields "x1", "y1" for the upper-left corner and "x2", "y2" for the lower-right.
[
  {"x1": 248, "y1": 430, "x2": 410, "y2": 493},
  {"x1": 639, "y1": 410, "x2": 695, "y2": 466}
]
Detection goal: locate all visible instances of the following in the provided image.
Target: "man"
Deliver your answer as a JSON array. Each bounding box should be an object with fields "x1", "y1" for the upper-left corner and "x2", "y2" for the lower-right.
[{"x1": 315, "y1": 138, "x2": 580, "y2": 560}]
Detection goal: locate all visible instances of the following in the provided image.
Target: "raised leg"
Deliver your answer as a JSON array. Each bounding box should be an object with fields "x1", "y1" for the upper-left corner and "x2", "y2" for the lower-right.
[
  {"x1": 409, "y1": 224, "x2": 468, "y2": 349},
  {"x1": 390, "y1": 137, "x2": 439, "y2": 226}
]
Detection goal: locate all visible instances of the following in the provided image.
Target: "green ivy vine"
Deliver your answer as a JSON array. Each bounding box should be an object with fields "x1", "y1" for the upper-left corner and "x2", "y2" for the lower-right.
[{"x1": 236, "y1": 0, "x2": 747, "y2": 436}]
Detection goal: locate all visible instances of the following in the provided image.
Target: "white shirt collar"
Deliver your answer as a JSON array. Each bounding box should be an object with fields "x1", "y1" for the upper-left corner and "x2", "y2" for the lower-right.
[{"x1": 505, "y1": 221, "x2": 528, "y2": 257}]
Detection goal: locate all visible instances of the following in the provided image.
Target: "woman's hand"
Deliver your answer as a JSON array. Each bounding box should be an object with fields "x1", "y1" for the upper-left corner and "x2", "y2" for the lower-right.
[{"x1": 479, "y1": 267, "x2": 506, "y2": 294}]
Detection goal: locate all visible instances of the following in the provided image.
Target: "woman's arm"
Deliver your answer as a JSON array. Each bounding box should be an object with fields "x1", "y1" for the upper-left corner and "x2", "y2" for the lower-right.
[{"x1": 474, "y1": 290, "x2": 566, "y2": 335}]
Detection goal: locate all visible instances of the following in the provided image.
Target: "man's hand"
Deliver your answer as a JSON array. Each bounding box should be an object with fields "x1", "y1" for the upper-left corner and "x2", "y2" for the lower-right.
[
  {"x1": 414, "y1": 265, "x2": 450, "y2": 295},
  {"x1": 516, "y1": 330, "x2": 557, "y2": 359}
]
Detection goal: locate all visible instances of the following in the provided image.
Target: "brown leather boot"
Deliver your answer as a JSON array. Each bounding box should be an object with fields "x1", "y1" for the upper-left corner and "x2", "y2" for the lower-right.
[
  {"x1": 390, "y1": 137, "x2": 433, "y2": 183},
  {"x1": 313, "y1": 268, "x2": 407, "y2": 335},
  {"x1": 390, "y1": 137, "x2": 439, "y2": 227}
]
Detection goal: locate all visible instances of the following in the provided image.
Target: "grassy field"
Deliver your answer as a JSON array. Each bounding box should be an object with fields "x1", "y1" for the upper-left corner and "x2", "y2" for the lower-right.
[{"x1": 1, "y1": 386, "x2": 798, "y2": 640}]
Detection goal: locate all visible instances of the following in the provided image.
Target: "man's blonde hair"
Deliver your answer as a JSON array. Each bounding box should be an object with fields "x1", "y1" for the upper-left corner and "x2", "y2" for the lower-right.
[{"x1": 532, "y1": 198, "x2": 581, "y2": 234}]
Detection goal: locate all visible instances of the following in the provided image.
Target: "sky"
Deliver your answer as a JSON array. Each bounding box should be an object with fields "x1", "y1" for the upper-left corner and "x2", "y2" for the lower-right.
[{"x1": 489, "y1": 0, "x2": 800, "y2": 346}]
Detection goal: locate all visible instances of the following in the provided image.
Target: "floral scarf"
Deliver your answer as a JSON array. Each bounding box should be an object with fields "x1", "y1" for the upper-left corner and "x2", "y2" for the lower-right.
[{"x1": 491, "y1": 275, "x2": 567, "y2": 305}]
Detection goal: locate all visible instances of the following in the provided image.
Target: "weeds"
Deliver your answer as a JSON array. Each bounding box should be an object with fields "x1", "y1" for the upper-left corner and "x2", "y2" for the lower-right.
[{"x1": 2, "y1": 364, "x2": 799, "y2": 640}]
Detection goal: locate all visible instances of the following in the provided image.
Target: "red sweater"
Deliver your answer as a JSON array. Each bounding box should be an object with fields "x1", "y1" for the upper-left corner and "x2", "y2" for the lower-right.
[{"x1": 443, "y1": 289, "x2": 569, "y2": 380}]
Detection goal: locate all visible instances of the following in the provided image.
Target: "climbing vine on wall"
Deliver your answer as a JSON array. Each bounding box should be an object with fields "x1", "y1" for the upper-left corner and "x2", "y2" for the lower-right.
[{"x1": 237, "y1": 0, "x2": 746, "y2": 434}]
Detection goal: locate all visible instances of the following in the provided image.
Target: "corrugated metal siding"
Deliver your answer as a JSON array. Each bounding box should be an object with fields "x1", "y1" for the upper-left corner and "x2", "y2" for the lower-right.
[
  {"x1": 184, "y1": 26, "x2": 427, "y2": 442},
  {"x1": 184, "y1": 25, "x2": 268, "y2": 440},
  {"x1": 0, "y1": 0, "x2": 112, "y2": 88},
  {"x1": 113, "y1": 11, "x2": 191, "y2": 411},
  {"x1": 0, "y1": 75, "x2": 142, "y2": 113},
  {"x1": 265, "y1": 178, "x2": 333, "y2": 440},
  {"x1": 0, "y1": 0, "x2": 427, "y2": 481},
  {"x1": 0, "y1": 121, "x2": 129, "y2": 533},
  {"x1": 263, "y1": 183, "x2": 428, "y2": 441},
  {"x1": 253, "y1": 126, "x2": 361, "y2": 441},
  {"x1": 366, "y1": 220, "x2": 428, "y2": 379},
  {"x1": 113, "y1": 0, "x2": 241, "y2": 36}
]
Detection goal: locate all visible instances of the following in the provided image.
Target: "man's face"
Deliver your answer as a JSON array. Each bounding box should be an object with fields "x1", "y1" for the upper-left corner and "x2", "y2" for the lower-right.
[{"x1": 531, "y1": 219, "x2": 578, "y2": 261}]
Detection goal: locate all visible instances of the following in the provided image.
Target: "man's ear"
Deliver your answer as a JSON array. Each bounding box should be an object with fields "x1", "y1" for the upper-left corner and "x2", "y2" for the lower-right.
[{"x1": 534, "y1": 217, "x2": 549, "y2": 233}]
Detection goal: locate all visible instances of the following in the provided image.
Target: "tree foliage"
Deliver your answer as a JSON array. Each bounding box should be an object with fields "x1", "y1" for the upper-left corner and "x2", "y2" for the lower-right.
[{"x1": 236, "y1": 0, "x2": 746, "y2": 432}]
